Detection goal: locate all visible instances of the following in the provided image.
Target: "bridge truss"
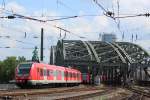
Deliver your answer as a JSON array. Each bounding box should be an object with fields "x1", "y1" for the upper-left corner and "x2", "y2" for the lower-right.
[{"x1": 50, "y1": 40, "x2": 150, "y2": 85}]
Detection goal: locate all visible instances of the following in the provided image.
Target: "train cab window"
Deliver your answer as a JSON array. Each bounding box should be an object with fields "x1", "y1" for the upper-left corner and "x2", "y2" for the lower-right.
[{"x1": 17, "y1": 63, "x2": 32, "y2": 75}]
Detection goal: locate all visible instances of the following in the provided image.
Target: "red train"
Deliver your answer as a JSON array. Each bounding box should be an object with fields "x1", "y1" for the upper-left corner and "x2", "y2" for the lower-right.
[
  {"x1": 15, "y1": 62, "x2": 82, "y2": 88},
  {"x1": 82, "y1": 73, "x2": 90, "y2": 84}
]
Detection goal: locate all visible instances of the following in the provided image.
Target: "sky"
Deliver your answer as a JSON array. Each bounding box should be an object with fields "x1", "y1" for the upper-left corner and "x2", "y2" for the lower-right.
[{"x1": 0, "y1": 0, "x2": 150, "y2": 63}]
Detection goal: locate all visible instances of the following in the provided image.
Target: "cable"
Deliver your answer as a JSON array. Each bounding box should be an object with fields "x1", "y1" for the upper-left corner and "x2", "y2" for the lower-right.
[
  {"x1": 13, "y1": 14, "x2": 46, "y2": 22},
  {"x1": 15, "y1": 40, "x2": 36, "y2": 45},
  {"x1": 46, "y1": 16, "x2": 78, "y2": 21},
  {"x1": 117, "y1": 0, "x2": 120, "y2": 29},
  {"x1": 93, "y1": 0, "x2": 107, "y2": 13},
  {"x1": 57, "y1": 0, "x2": 77, "y2": 13},
  {"x1": 0, "y1": 35, "x2": 10, "y2": 38},
  {"x1": 114, "y1": 14, "x2": 143, "y2": 19},
  {"x1": 53, "y1": 25, "x2": 86, "y2": 39},
  {"x1": 20, "y1": 14, "x2": 103, "y2": 18},
  {"x1": 1, "y1": 0, "x2": 5, "y2": 10}
]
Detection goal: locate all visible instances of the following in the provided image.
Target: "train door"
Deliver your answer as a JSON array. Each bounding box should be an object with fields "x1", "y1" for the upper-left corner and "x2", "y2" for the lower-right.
[
  {"x1": 62, "y1": 70, "x2": 65, "y2": 82},
  {"x1": 65, "y1": 70, "x2": 68, "y2": 82},
  {"x1": 37, "y1": 68, "x2": 40, "y2": 80}
]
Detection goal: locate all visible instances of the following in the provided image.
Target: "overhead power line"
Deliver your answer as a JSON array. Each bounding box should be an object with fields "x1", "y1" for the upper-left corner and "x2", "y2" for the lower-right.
[
  {"x1": 15, "y1": 40, "x2": 35, "y2": 45},
  {"x1": 1, "y1": 0, "x2": 5, "y2": 9},
  {"x1": 46, "y1": 15, "x2": 78, "y2": 21},
  {"x1": 57, "y1": 0, "x2": 77, "y2": 13},
  {"x1": 93, "y1": 0, "x2": 107, "y2": 13},
  {"x1": 93, "y1": 0, "x2": 115, "y2": 19},
  {"x1": 53, "y1": 25, "x2": 86, "y2": 39},
  {"x1": 114, "y1": 14, "x2": 146, "y2": 19},
  {"x1": 13, "y1": 14, "x2": 46, "y2": 22}
]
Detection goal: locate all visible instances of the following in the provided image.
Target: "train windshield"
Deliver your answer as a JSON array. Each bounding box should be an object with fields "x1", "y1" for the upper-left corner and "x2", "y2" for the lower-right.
[{"x1": 17, "y1": 63, "x2": 32, "y2": 75}]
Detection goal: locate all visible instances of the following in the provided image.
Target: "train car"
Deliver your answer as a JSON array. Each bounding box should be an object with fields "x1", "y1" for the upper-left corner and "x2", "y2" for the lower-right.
[
  {"x1": 82, "y1": 73, "x2": 90, "y2": 84},
  {"x1": 15, "y1": 62, "x2": 82, "y2": 88}
]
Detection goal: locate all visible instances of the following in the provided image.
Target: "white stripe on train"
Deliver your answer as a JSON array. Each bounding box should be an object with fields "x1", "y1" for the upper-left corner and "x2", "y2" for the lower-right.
[{"x1": 28, "y1": 80, "x2": 81, "y2": 85}]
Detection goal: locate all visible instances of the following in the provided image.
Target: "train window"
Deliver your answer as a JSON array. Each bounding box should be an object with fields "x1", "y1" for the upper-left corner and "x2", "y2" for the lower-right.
[
  {"x1": 70, "y1": 73, "x2": 72, "y2": 78},
  {"x1": 58, "y1": 71, "x2": 61, "y2": 76},
  {"x1": 71, "y1": 73, "x2": 73, "y2": 78},
  {"x1": 75, "y1": 73, "x2": 76, "y2": 78},
  {"x1": 67, "y1": 72, "x2": 70, "y2": 77},
  {"x1": 18, "y1": 68, "x2": 30, "y2": 75},
  {"x1": 56, "y1": 70, "x2": 58, "y2": 77},
  {"x1": 37, "y1": 68, "x2": 39, "y2": 73},
  {"x1": 40, "y1": 69, "x2": 43, "y2": 76},
  {"x1": 68, "y1": 72, "x2": 70, "y2": 78},
  {"x1": 77, "y1": 73, "x2": 79, "y2": 79},
  {"x1": 18, "y1": 63, "x2": 32, "y2": 75},
  {"x1": 50, "y1": 70, "x2": 53, "y2": 76},
  {"x1": 48, "y1": 70, "x2": 53, "y2": 76},
  {"x1": 65, "y1": 71, "x2": 68, "y2": 77},
  {"x1": 72, "y1": 73, "x2": 74, "y2": 78},
  {"x1": 19, "y1": 63, "x2": 32, "y2": 68},
  {"x1": 74, "y1": 73, "x2": 76, "y2": 78},
  {"x1": 47, "y1": 70, "x2": 50, "y2": 76},
  {"x1": 44, "y1": 69, "x2": 47, "y2": 76},
  {"x1": 54, "y1": 70, "x2": 58, "y2": 77},
  {"x1": 72, "y1": 73, "x2": 73, "y2": 78}
]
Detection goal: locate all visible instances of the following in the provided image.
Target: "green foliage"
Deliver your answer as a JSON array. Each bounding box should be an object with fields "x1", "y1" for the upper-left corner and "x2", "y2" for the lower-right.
[
  {"x1": 32, "y1": 46, "x2": 39, "y2": 62},
  {"x1": 0, "y1": 56, "x2": 26, "y2": 83},
  {"x1": 18, "y1": 56, "x2": 26, "y2": 63}
]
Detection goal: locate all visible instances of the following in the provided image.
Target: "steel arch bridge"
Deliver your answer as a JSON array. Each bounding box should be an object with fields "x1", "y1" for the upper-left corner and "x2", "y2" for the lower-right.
[{"x1": 50, "y1": 40, "x2": 150, "y2": 84}]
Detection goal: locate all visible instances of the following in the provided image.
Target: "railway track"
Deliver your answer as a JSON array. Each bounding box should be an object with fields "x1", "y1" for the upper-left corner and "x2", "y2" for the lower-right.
[
  {"x1": 128, "y1": 86, "x2": 150, "y2": 98},
  {"x1": 119, "y1": 86, "x2": 150, "y2": 100},
  {"x1": 54, "y1": 88, "x2": 114, "y2": 100},
  {"x1": 0, "y1": 85, "x2": 109, "y2": 100},
  {"x1": 14, "y1": 86, "x2": 116, "y2": 100}
]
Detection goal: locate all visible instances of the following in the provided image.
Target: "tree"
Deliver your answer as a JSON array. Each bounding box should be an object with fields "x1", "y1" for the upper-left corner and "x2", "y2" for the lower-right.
[
  {"x1": 1, "y1": 57, "x2": 17, "y2": 82},
  {"x1": 17, "y1": 56, "x2": 26, "y2": 63},
  {"x1": 32, "y1": 46, "x2": 39, "y2": 62},
  {"x1": 0, "y1": 56, "x2": 27, "y2": 83},
  {"x1": 0, "y1": 61, "x2": 3, "y2": 83}
]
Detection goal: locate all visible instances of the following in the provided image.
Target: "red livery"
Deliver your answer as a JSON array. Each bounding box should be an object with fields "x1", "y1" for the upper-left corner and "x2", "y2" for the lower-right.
[{"x1": 15, "y1": 62, "x2": 82, "y2": 88}]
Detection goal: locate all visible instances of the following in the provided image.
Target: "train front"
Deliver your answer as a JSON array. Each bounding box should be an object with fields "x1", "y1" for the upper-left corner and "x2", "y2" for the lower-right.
[{"x1": 15, "y1": 62, "x2": 32, "y2": 87}]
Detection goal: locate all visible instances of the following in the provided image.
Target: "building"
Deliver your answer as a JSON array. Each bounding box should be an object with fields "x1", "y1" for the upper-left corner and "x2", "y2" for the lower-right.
[{"x1": 102, "y1": 33, "x2": 116, "y2": 42}]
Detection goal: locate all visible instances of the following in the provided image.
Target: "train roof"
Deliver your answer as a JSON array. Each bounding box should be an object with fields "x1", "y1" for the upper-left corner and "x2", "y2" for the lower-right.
[{"x1": 20, "y1": 62, "x2": 81, "y2": 73}]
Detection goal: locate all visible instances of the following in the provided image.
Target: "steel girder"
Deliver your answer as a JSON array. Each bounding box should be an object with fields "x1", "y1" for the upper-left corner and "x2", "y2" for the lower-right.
[
  {"x1": 51, "y1": 40, "x2": 150, "y2": 66},
  {"x1": 115, "y1": 42, "x2": 150, "y2": 64}
]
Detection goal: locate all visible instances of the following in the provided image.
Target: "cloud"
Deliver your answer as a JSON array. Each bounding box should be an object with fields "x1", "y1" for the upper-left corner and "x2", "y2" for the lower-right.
[
  {"x1": 118, "y1": 0, "x2": 150, "y2": 13},
  {"x1": 135, "y1": 40, "x2": 150, "y2": 54},
  {"x1": 5, "y1": 2, "x2": 26, "y2": 14},
  {"x1": 1, "y1": 0, "x2": 150, "y2": 62}
]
